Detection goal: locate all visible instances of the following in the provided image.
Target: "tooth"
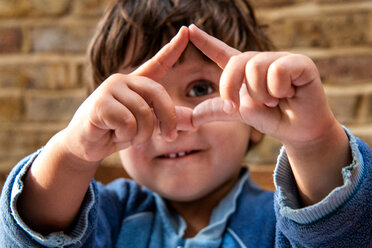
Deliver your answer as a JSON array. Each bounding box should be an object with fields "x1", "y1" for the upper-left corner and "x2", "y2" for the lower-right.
[
  {"x1": 178, "y1": 152, "x2": 186, "y2": 157},
  {"x1": 169, "y1": 153, "x2": 177, "y2": 158}
]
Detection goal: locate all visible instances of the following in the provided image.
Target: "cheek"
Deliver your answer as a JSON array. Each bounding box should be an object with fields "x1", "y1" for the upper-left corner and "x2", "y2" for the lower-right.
[
  {"x1": 201, "y1": 122, "x2": 251, "y2": 163},
  {"x1": 118, "y1": 147, "x2": 148, "y2": 182}
]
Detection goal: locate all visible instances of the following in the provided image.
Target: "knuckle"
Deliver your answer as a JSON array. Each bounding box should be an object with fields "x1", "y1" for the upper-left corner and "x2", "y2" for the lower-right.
[
  {"x1": 229, "y1": 54, "x2": 242, "y2": 66},
  {"x1": 168, "y1": 111, "x2": 178, "y2": 125},
  {"x1": 151, "y1": 82, "x2": 166, "y2": 93},
  {"x1": 125, "y1": 126, "x2": 137, "y2": 141},
  {"x1": 106, "y1": 73, "x2": 123, "y2": 84},
  {"x1": 246, "y1": 83, "x2": 266, "y2": 102},
  {"x1": 281, "y1": 51, "x2": 292, "y2": 56},
  {"x1": 100, "y1": 75, "x2": 121, "y2": 92},
  {"x1": 122, "y1": 114, "x2": 137, "y2": 130},
  {"x1": 108, "y1": 73, "x2": 125, "y2": 80},
  {"x1": 106, "y1": 73, "x2": 129, "y2": 88},
  {"x1": 219, "y1": 80, "x2": 231, "y2": 94},
  {"x1": 152, "y1": 83, "x2": 169, "y2": 99},
  {"x1": 137, "y1": 102, "x2": 152, "y2": 117},
  {"x1": 136, "y1": 126, "x2": 153, "y2": 144},
  {"x1": 162, "y1": 110, "x2": 177, "y2": 132},
  {"x1": 99, "y1": 85, "x2": 112, "y2": 97},
  {"x1": 299, "y1": 54, "x2": 316, "y2": 67},
  {"x1": 270, "y1": 61, "x2": 286, "y2": 77},
  {"x1": 246, "y1": 58, "x2": 263, "y2": 73},
  {"x1": 121, "y1": 117, "x2": 138, "y2": 140},
  {"x1": 92, "y1": 97, "x2": 109, "y2": 117},
  {"x1": 157, "y1": 59, "x2": 171, "y2": 72},
  {"x1": 216, "y1": 50, "x2": 229, "y2": 65}
]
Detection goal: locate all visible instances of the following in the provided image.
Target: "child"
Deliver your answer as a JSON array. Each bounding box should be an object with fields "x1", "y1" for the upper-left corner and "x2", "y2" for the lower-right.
[{"x1": 1, "y1": 0, "x2": 371, "y2": 247}]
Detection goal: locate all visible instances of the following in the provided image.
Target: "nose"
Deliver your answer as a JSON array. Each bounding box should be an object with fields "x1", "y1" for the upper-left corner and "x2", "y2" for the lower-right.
[{"x1": 152, "y1": 105, "x2": 197, "y2": 140}]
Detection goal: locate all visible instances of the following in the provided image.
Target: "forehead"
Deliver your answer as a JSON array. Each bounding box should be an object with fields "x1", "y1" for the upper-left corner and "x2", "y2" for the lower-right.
[
  {"x1": 162, "y1": 45, "x2": 221, "y2": 81},
  {"x1": 176, "y1": 43, "x2": 212, "y2": 66},
  {"x1": 120, "y1": 43, "x2": 216, "y2": 74}
]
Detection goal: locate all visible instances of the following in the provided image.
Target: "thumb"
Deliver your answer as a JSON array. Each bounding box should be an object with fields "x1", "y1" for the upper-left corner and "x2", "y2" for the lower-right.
[
  {"x1": 175, "y1": 106, "x2": 197, "y2": 131},
  {"x1": 152, "y1": 106, "x2": 196, "y2": 137},
  {"x1": 192, "y1": 97, "x2": 242, "y2": 127}
]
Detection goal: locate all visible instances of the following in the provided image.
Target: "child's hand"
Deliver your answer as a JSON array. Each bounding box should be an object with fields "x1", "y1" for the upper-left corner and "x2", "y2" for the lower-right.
[
  {"x1": 189, "y1": 24, "x2": 338, "y2": 146},
  {"x1": 63, "y1": 27, "x2": 191, "y2": 162},
  {"x1": 189, "y1": 25, "x2": 351, "y2": 205}
]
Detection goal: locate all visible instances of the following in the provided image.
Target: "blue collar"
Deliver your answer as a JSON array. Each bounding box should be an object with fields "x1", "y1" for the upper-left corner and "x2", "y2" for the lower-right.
[{"x1": 154, "y1": 168, "x2": 249, "y2": 243}]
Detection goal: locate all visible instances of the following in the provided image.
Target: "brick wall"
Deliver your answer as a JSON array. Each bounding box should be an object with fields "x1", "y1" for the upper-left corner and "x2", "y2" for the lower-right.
[
  {"x1": 0, "y1": 0, "x2": 112, "y2": 187},
  {"x1": 0, "y1": 0, "x2": 371, "y2": 188}
]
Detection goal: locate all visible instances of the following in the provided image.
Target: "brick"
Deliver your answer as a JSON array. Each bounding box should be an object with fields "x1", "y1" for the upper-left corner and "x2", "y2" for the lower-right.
[
  {"x1": 266, "y1": 12, "x2": 369, "y2": 48},
  {"x1": 0, "y1": 125, "x2": 57, "y2": 162},
  {"x1": 297, "y1": 13, "x2": 368, "y2": 47},
  {"x1": 314, "y1": 55, "x2": 372, "y2": 85},
  {"x1": 0, "y1": 90, "x2": 23, "y2": 121},
  {"x1": 264, "y1": 19, "x2": 294, "y2": 49},
  {"x1": 369, "y1": 12, "x2": 372, "y2": 43},
  {"x1": 0, "y1": 63, "x2": 82, "y2": 89},
  {"x1": 101, "y1": 152, "x2": 121, "y2": 168},
  {"x1": 30, "y1": 25, "x2": 96, "y2": 53},
  {"x1": 25, "y1": 90, "x2": 85, "y2": 122},
  {"x1": 314, "y1": 0, "x2": 371, "y2": 3},
  {"x1": 0, "y1": 67, "x2": 30, "y2": 88},
  {"x1": 45, "y1": 64, "x2": 72, "y2": 89},
  {"x1": 245, "y1": 136, "x2": 282, "y2": 165},
  {"x1": 73, "y1": 0, "x2": 111, "y2": 17},
  {"x1": 0, "y1": 173, "x2": 7, "y2": 191},
  {"x1": 351, "y1": 126, "x2": 372, "y2": 148},
  {"x1": 0, "y1": 0, "x2": 30, "y2": 17},
  {"x1": 353, "y1": 94, "x2": 372, "y2": 124},
  {"x1": 327, "y1": 94, "x2": 361, "y2": 125},
  {"x1": 250, "y1": 0, "x2": 306, "y2": 8},
  {"x1": 358, "y1": 133, "x2": 372, "y2": 148},
  {"x1": 368, "y1": 95, "x2": 372, "y2": 121},
  {"x1": 95, "y1": 166, "x2": 128, "y2": 185},
  {"x1": 0, "y1": 0, "x2": 70, "y2": 17},
  {"x1": 0, "y1": 28, "x2": 22, "y2": 53},
  {"x1": 73, "y1": 63, "x2": 86, "y2": 89},
  {"x1": 248, "y1": 165, "x2": 275, "y2": 191}
]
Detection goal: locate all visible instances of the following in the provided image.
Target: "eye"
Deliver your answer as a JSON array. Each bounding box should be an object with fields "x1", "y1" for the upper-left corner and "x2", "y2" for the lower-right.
[{"x1": 187, "y1": 80, "x2": 216, "y2": 97}]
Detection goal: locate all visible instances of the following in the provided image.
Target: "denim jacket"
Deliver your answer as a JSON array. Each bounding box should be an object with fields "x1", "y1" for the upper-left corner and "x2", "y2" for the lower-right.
[{"x1": 0, "y1": 129, "x2": 371, "y2": 247}]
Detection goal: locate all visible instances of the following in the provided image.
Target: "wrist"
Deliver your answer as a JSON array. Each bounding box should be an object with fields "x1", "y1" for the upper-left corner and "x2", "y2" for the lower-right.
[
  {"x1": 283, "y1": 119, "x2": 347, "y2": 156},
  {"x1": 46, "y1": 129, "x2": 101, "y2": 173},
  {"x1": 19, "y1": 130, "x2": 99, "y2": 233},
  {"x1": 283, "y1": 121, "x2": 351, "y2": 205}
]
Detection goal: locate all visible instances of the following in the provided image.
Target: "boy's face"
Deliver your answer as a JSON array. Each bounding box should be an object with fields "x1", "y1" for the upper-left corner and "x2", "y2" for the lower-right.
[{"x1": 118, "y1": 45, "x2": 252, "y2": 202}]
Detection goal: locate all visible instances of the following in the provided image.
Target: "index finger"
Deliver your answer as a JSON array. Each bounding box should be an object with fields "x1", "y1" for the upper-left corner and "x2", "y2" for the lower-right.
[
  {"x1": 188, "y1": 24, "x2": 240, "y2": 68},
  {"x1": 131, "y1": 26, "x2": 189, "y2": 81}
]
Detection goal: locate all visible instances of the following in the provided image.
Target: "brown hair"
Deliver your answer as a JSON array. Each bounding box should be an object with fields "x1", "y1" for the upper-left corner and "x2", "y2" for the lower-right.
[{"x1": 87, "y1": 0, "x2": 274, "y2": 92}]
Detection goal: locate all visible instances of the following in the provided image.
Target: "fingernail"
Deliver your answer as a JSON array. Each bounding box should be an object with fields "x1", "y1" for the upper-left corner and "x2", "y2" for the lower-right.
[
  {"x1": 223, "y1": 100, "x2": 235, "y2": 114},
  {"x1": 288, "y1": 88, "x2": 296, "y2": 98},
  {"x1": 265, "y1": 99, "x2": 278, "y2": 108},
  {"x1": 166, "y1": 129, "x2": 178, "y2": 142}
]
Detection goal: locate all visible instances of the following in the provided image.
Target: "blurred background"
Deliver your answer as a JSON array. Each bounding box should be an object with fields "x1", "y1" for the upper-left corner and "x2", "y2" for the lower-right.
[{"x1": 0, "y1": 0, "x2": 371, "y2": 190}]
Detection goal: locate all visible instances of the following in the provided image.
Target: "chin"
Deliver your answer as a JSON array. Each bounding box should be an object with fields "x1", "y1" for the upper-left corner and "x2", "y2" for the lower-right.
[{"x1": 156, "y1": 187, "x2": 211, "y2": 202}]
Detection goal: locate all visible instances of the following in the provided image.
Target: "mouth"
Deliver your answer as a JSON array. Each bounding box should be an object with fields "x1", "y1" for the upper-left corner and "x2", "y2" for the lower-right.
[{"x1": 156, "y1": 150, "x2": 200, "y2": 159}]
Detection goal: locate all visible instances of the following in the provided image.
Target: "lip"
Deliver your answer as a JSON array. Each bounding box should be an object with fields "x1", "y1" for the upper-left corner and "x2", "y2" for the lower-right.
[{"x1": 156, "y1": 149, "x2": 202, "y2": 159}]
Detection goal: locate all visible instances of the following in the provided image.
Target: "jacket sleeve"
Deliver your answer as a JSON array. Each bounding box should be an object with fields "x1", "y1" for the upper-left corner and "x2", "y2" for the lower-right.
[
  {"x1": 273, "y1": 128, "x2": 372, "y2": 247},
  {"x1": 0, "y1": 149, "x2": 102, "y2": 247},
  {"x1": 0, "y1": 149, "x2": 156, "y2": 247}
]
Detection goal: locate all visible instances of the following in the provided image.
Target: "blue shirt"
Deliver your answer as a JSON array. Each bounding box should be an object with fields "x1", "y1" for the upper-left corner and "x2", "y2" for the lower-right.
[{"x1": 0, "y1": 128, "x2": 371, "y2": 247}]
